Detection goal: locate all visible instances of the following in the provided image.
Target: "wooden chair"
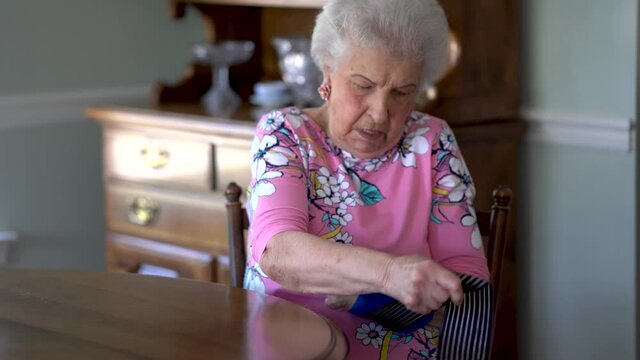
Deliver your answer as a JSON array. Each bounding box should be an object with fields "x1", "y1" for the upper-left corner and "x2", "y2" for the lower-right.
[
  {"x1": 475, "y1": 185, "x2": 512, "y2": 305},
  {"x1": 224, "y1": 182, "x2": 249, "y2": 288},
  {"x1": 225, "y1": 182, "x2": 512, "y2": 293},
  {"x1": 476, "y1": 185, "x2": 512, "y2": 360}
]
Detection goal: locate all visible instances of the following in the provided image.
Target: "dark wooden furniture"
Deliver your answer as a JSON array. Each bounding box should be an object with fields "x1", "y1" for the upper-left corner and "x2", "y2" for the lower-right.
[
  {"x1": 477, "y1": 186, "x2": 513, "y2": 359},
  {"x1": 477, "y1": 186, "x2": 513, "y2": 306},
  {"x1": 88, "y1": 105, "x2": 255, "y2": 285},
  {"x1": 0, "y1": 269, "x2": 347, "y2": 359},
  {"x1": 225, "y1": 181, "x2": 249, "y2": 288}
]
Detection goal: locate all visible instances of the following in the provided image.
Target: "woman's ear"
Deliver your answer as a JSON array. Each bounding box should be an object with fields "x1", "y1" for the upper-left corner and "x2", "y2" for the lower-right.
[{"x1": 321, "y1": 65, "x2": 332, "y2": 87}]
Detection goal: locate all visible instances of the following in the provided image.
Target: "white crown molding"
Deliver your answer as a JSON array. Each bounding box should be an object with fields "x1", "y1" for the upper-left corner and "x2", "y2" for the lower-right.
[
  {"x1": 520, "y1": 108, "x2": 636, "y2": 152},
  {"x1": 0, "y1": 87, "x2": 149, "y2": 129}
]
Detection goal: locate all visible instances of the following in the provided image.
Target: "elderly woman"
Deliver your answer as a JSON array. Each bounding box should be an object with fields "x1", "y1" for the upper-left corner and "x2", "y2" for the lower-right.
[{"x1": 246, "y1": 0, "x2": 492, "y2": 358}]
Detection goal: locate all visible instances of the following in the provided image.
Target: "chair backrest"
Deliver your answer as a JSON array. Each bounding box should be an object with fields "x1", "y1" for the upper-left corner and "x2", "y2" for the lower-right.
[
  {"x1": 224, "y1": 182, "x2": 249, "y2": 288},
  {"x1": 476, "y1": 186, "x2": 512, "y2": 360},
  {"x1": 224, "y1": 182, "x2": 513, "y2": 294},
  {"x1": 475, "y1": 185, "x2": 512, "y2": 303}
]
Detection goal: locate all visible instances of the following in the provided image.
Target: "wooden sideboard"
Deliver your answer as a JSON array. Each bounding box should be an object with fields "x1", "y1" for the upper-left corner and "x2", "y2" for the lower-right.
[
  {"x1": 88, "y1": 105, "x2": 255, "y2": 284},
  {"x1": 88, "y1": 0, "x2": 521, "y2": 358}
]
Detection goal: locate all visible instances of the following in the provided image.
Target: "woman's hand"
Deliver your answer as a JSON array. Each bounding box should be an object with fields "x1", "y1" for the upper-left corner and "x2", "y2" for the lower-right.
[
  {"x1": 382, "y1": 255, "x2": 463, "y2": 314},
  {"x1": 325, "y1": 295, "x2": 358, "y2": 311}
]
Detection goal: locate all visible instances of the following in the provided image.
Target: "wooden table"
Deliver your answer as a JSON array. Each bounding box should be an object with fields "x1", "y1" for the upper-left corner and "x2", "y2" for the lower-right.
[{"x1": 0, "y1": 270, "x2": 347, "y2": 359}]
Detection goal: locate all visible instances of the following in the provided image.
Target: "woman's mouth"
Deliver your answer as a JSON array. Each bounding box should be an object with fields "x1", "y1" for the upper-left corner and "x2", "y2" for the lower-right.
[{"x1": 356, "y1": 129, "x2": 385, "y2": 142}]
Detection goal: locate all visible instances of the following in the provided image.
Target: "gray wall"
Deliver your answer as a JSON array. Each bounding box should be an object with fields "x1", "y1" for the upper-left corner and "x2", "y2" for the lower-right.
[
  {"x1": 519, "y1": 0, "x2": 636, "y2": 358},
  {"x1": 0, "y1": 0, "x2": 203, "y2": 94},
  {"x1": 0, "y1": 1, "x2": 202, "y2": 269},
  {"x1": 0, "y1": 122, "x2": 104, "y2": 269}
]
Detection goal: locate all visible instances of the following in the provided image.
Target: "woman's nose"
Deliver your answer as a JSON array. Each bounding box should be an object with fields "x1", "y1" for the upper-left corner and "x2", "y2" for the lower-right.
[{"x1": 368, "y1": 93, "x2": 390, "y2": 125}]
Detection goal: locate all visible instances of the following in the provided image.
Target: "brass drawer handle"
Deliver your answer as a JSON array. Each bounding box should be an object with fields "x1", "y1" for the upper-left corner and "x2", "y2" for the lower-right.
[
  {"x1": 128, "y1": 197, "x2": 159, "y2": 226},
  {"x1": 140, "y1": 144, "x2": 170, "y2": 169}
]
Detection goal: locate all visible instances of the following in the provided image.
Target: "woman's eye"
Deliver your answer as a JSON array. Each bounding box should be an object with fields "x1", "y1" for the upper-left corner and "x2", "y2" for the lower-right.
[
  {"x1": 392, "y1": 90, "x2": 409, "y2": 97},
  {"x1": 355, "y1": 83, "x2": 373, "y2": 91}
]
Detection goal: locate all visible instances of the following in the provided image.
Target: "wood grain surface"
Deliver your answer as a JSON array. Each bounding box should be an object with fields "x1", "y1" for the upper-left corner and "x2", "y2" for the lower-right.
[{"x1": 0, "y1": 270, "x2": 346, "y2": 360}]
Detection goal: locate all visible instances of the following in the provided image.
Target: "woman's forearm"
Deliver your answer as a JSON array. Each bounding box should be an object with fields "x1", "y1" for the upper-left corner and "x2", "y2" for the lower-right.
[{"x1": 259, "y1": 231, "x2": 394, "y2": 296}]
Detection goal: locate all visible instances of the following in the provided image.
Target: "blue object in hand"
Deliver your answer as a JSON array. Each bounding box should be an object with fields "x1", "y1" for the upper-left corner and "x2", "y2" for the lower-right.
[{"x1": 349, "y1": 293, "x2": 435, "y2": 334}]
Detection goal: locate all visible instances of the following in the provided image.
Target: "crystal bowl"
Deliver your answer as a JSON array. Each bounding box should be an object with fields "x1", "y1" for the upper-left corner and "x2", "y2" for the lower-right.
[{"x1": 193, "y1": 41, "x2": 255, "y2": 67}]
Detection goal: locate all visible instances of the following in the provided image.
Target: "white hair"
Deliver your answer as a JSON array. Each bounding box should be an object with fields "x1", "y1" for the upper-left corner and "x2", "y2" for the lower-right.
[{"x1": 310, "y1": 0, "x2": 449, "y2": 89}]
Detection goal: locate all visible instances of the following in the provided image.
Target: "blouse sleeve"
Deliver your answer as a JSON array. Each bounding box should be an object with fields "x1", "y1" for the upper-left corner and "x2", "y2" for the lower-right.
[
  {"x1": 247, "y1": 110, "x2": 309, "y2": 264},
  {"x1": 427, "y1": 121, "x2": 490, "y2": 282}
]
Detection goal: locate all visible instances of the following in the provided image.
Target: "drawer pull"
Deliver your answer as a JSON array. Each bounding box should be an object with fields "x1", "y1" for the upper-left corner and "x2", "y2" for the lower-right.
[
  {"x1": 140, "y1": 145, "x2": 170, "y2": 169},
  {"x1": 128, "y1": 197, "x2": 159, "y2": 226}
]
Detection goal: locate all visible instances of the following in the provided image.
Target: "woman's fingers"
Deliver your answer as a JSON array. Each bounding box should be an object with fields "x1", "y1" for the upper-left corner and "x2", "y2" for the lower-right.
[
  {"x1": 430, "y1": 286, "x2": 450, "y2": 305},
  {"x1": 450, "y1": 285, "x2": 464, "y2": 306},
  {"x1": 389, "y1": 256, "x2": 465, "y2": 311},
  {"x1": 411, "y1": 267, "x2": 459, "y2": 312},
  {"x1": 325, "y1": 295, "x2": 357, "y2": 311},
  {"x1": 408, "y1": 302, "x2": 435, "y2": 315},
  {"x1": 436, "y1": 271, "x2": 463, "y2": 306}
]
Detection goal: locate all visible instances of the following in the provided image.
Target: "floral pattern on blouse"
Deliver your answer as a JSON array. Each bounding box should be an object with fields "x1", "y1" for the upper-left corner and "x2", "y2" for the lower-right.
[
  {"x1": 245, "y1": 107, "x2": 488, "y2": 359},
  {"x1": 249, "y1": 108, "x2": 478, "y2": 246},
  {"x1": 355, "y1": 321, "x2": 440, "y2": 359},
  {"x1": 430, "y1": 124, "x2": 482, "y2": 249}
]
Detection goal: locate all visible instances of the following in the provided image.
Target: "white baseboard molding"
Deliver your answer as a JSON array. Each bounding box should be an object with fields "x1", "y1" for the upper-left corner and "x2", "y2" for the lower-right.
[
  {"x1": 521, "y1": 108, "x2": 635, "y2": 152},
  {"x1": 0, "y1": 86, "x2": 149, "y2": 129}
]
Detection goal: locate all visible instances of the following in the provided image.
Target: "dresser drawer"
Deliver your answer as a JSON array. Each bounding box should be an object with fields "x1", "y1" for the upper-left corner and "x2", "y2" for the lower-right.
[
  {"x1": 104, "y1": 129, "x2": 214, "y2": 191},
  {"x1": 106, "y1": 232, "x2": 218, "y2": 282},
  {"x1": 215, "y1": 141, "x2": 253, "y2": 192},
  {"x1": 105, "y1": 183, "x2": 228, "y2": 254}
]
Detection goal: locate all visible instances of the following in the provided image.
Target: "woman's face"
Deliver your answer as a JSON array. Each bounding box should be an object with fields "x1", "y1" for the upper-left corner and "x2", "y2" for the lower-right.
[{"x1": 322, "y1": 46, "x2": 423, "y2": 159}]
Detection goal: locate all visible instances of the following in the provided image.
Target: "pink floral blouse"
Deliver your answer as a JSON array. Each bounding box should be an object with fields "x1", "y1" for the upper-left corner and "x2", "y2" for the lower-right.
[{"x1": 245, "y1": 107, "x2": 491, "y2": 359}]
